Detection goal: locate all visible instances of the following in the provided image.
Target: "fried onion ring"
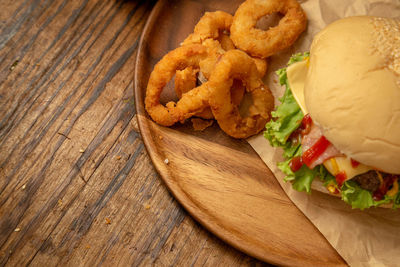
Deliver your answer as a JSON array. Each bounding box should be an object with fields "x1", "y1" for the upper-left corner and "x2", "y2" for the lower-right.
[
  {"x1": 145, "y1": 44, "x2": 211, "y2": 126},
  {"x1": 174, "y1": 39, "x2": 245, "y2": 120},
  {"x1": 198, "y1": 39, "x2": 227, "y2": 80},
  {"x1": 174, "y1": 64, "x2": 245, "y2": 120},
  {"x1": 198, "y1": 39, "x2": 268, "y2": 79},
  {"x1": 230, "y1": 0, "x2": 307, "y2": 58},
  {"x1": 253, "y1": 57, "x2": 268, "y2": 77},
  {"x1": 182, "y1": 11, "x2": 268, "y2": 78},
  {"x1": 173, "y1": 43, "x2": 217, "y2": 120},
  {"x1": 217, "y1": 32, "x2": 236, "y2": 51},
  {"x1": 181, "y1": 11, "x2": 233, "y2": 46},
  {"x1": 208, "y1": 49, "x2": 274, "y2": 138},
  {"x1": 174, "y1": 66, "x2": 199, "y2": 99},
  {"x1": 175, "y1": 65, "x2": 214, "y2": 120}
]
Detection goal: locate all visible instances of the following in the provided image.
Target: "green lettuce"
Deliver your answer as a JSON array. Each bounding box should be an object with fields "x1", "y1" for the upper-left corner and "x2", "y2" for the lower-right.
[
  {"x1": 264, "y1": 53, "x2": 399, "y2": 209},
  {"x1": 264, "y1": 53, "x2": 307, "y2": 147},
  {"x1": 264, "y1": 52, "x2": 329, "y2": 194},
  {"x1": 341, "y1": 181, "x2": 400, "y2": 210}
]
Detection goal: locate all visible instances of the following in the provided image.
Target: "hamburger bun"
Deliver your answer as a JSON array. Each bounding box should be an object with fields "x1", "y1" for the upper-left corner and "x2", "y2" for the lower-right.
[{"x1": 304, "y1": 16, "x2": 400, "y2": 174}]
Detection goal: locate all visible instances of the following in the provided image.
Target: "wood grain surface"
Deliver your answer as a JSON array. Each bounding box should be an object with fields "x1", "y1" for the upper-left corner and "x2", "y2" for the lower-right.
[
  {"x1": 0, "y1": 0, "x2": 274, "y2": 266},
  {"x1": 136, "y1": 1, "x2": 345, "y2": 267}
]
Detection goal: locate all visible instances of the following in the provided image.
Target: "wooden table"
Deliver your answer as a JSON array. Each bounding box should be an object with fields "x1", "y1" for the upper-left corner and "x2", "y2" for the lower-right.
[{"x1": 0, "y1": 0, "x2": 268, "y2": 265}]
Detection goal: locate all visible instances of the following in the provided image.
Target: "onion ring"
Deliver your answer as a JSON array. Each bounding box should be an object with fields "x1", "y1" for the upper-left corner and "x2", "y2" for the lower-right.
[
  {"x1": 174, "y1": 39, "x2": 244, "y2": 120},
  {"x1": 145, "y1": 44, "x2": 211, "y2": 126},
  {"x1": 174, "y1": 66, "x2": 199, "y2": 99},
  {"x1": 173, "y1": 40, "x2": 264, "y2": 121},
  {"x1": 174, "y1": 65, "x2": 214, "y2": 119},
  {"x1": 181, "y1": 11, "x2": 233, "y2": 46},
  {"x1": 230, "y1": 0, "x2": 307, "y2": 58},
  {"x1": 198, "y1": 39, "x2": 227, "y2": 79},
  {"x1": 253, "y1": 57, "x2": 268, "y2": 77},
  {"x1": 182, "y1": 11, "x2": 268, "y2": 77},
  {"x1": 173, "y1": 52, "x2": 214, "y2": 120},
  {"x1": 174, "y1": 64, "x2": 245, "y2": 120},
  {"x1": 217, "y1": 32, "x2": 236, "y2": 51},
  {"x1": 208, "y1": 49, "x2": 274, "y2": 138},
  {"x1": 198, "y1": 39, "x2": 268, "y2": 79}
]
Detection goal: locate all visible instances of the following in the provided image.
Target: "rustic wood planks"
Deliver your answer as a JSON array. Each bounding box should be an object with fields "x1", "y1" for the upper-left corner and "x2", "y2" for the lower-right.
[{"x1": 0, "y1": 0, "x2": 266, "y2": 265}]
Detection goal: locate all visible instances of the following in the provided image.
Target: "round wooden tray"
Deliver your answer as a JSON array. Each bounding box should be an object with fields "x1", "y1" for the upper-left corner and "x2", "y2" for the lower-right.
[{"x1": 134, "y1": 0, "x2": 345, "y2": 266}]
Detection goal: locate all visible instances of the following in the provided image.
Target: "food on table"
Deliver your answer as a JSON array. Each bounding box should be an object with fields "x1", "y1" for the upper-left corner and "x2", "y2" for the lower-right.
[
  {"x1": 174, "y1": 67, "x2": 198, "y2": 99},
  {"x1": 181, "y1": 11, "x2": 233, "y2": 46},
  {"x1": 145, "y1": 44, "x2": 210, "y2": 126},
  {"x1": 208, "y1": 50, "x2": 274, "y2": 139},
  {"x1": 174, "y1": 67, "x2": 214, "y2": 120},
  {"x1": 176, "y1": 12, "x2": 245, "y2": 122},
  {"x1": 264, "y1": 16, "x2": 400, "y2": 209},
  {"x1": 175, "y1": 67, "x2": 247, "y2": 121},
  {"x1": 145, "y1": 0, "x2": 306, "y2": 138},
  {"x1": 181, "y1": 11, "x2": 268, "y2": 78},
  {"x1": 230, "y1": 0, "x2": 307, "y2": 58},
  {"x1": 217, "y1": 32, "x2": 236, "y2": 51}
]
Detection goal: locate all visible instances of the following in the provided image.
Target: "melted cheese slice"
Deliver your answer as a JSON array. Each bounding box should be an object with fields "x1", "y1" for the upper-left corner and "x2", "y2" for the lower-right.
[
  {"x1": 287, "y1": 60, "x2": 309, "y2": 114},
  {"x1": 286, "y1": 60, "x2": 373, "y2": 180}
]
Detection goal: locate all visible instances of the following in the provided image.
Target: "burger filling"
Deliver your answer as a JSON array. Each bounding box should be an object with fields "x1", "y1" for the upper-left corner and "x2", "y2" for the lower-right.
[{"x1": 264, "y1": 53, "x2": 400, "y2": 209}]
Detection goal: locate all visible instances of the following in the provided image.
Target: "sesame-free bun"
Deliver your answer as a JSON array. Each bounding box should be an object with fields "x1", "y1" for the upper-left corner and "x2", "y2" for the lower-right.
[{"x1": 304, "y1": 16, "x2": 400, "y2": 174}]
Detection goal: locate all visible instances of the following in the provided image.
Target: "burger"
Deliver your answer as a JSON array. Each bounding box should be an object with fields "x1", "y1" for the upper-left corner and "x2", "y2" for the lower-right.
[{"x1": 264, "y1": 16, "x2": 400, "y2": 209}]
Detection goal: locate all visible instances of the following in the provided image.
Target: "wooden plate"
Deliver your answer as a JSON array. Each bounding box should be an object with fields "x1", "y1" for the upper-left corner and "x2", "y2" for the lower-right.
[{"x1": 135, "y1": 0, "x2": 345, "y2": 266}]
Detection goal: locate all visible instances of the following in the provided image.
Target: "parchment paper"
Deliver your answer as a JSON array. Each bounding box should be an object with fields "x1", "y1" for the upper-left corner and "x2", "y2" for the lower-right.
[{"x1": 247, "y1": 1, "x2": 400, "y2": 266}]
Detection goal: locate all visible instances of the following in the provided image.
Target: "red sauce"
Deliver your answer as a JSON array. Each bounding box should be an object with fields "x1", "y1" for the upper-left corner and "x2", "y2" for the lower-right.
[
  {"x1": 373, "y1": 175, "x2": 397, "y2": 201},
  {"x1": 373, "y1": 191, "x2": 384, "y2": 201},
  {"x1": 289, "y1": 114, "x2": 313, "y2": 143},
  {"x1": 302, "y1": 136, "x2": 331, "y2": 168},
  {"x1": 289, "y1": 130, "x2": 301, "y2": 145},
  {"x1": 289, "y1": 156, "x2": 303, "y2": 172},
  {"x1": 335, "y1": 171, "x2": 347, "y2": 187},
  {"x1": 350, "y1": 158, "x2": 360, "y2": 168},
  {"x1": 300, "y1": 114, "x2": 313, "y2": 136},
  {"x1": 334, "y1": 188, "x2": 340, "y2": 194}
]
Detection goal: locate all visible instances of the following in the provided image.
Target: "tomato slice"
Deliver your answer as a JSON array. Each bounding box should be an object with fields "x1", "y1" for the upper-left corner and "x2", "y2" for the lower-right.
[{"x1": 302, "y1": 136, "x2": 331, "y2": 168}]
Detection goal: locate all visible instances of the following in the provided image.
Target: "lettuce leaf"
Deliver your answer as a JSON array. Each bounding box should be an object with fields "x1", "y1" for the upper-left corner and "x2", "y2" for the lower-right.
[
  {"x1": 264, "y1": 52, "x2": 335, "y2": 194},
  {"x1": 341, "y1": 181, "x2": 400, "y2": 210},
  {"x1": 393, "y1": 192, "x2": 400, "y2": 209},
  {"x1": 341, "y1": 181, "x2": 397, "y2": 210},
  {"x1": 340, "y1": 181, "x2": 377, "y2": 210},
  {"x1": 264, "y1": 53, "x2": 308, "y2": 147}
]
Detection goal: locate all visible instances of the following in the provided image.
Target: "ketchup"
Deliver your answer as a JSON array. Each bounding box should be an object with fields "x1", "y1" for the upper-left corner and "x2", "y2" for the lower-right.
[
  {"x1": 302, "y1": 136, "x2": 331, "y2": 168},
  {"x1": 300, "y1": 114, "x2": 313, "y2": 136},
  {"x1": 373, "y1": 175, "x2": 397, "y2": 201},
  {"x1": 335, "y1": 171, "x2": 347, "y2": 187},
  {"x1": 350, "y1": 158, "x2": 360, "y2": 168},
  {"x1": 373, "y1": 191, "x2": 385, "y2": 201},
  {"x1": 289, "y1": 114, "x2": 313, "y2": 143},
  {"x1": 289, "y1": 156, "x2": 303, "y2": 172}
]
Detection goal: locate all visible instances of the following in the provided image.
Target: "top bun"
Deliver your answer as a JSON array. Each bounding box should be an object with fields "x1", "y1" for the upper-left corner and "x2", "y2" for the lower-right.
[{"x1": 304, "y1": 16, "x2": 400, "y2": 174}]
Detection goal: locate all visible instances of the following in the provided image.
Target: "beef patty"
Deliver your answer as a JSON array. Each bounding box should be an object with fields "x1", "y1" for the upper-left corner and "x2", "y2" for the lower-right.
[{"x1": 352, "y1": 170, "x2": 381, "y2": 192}]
